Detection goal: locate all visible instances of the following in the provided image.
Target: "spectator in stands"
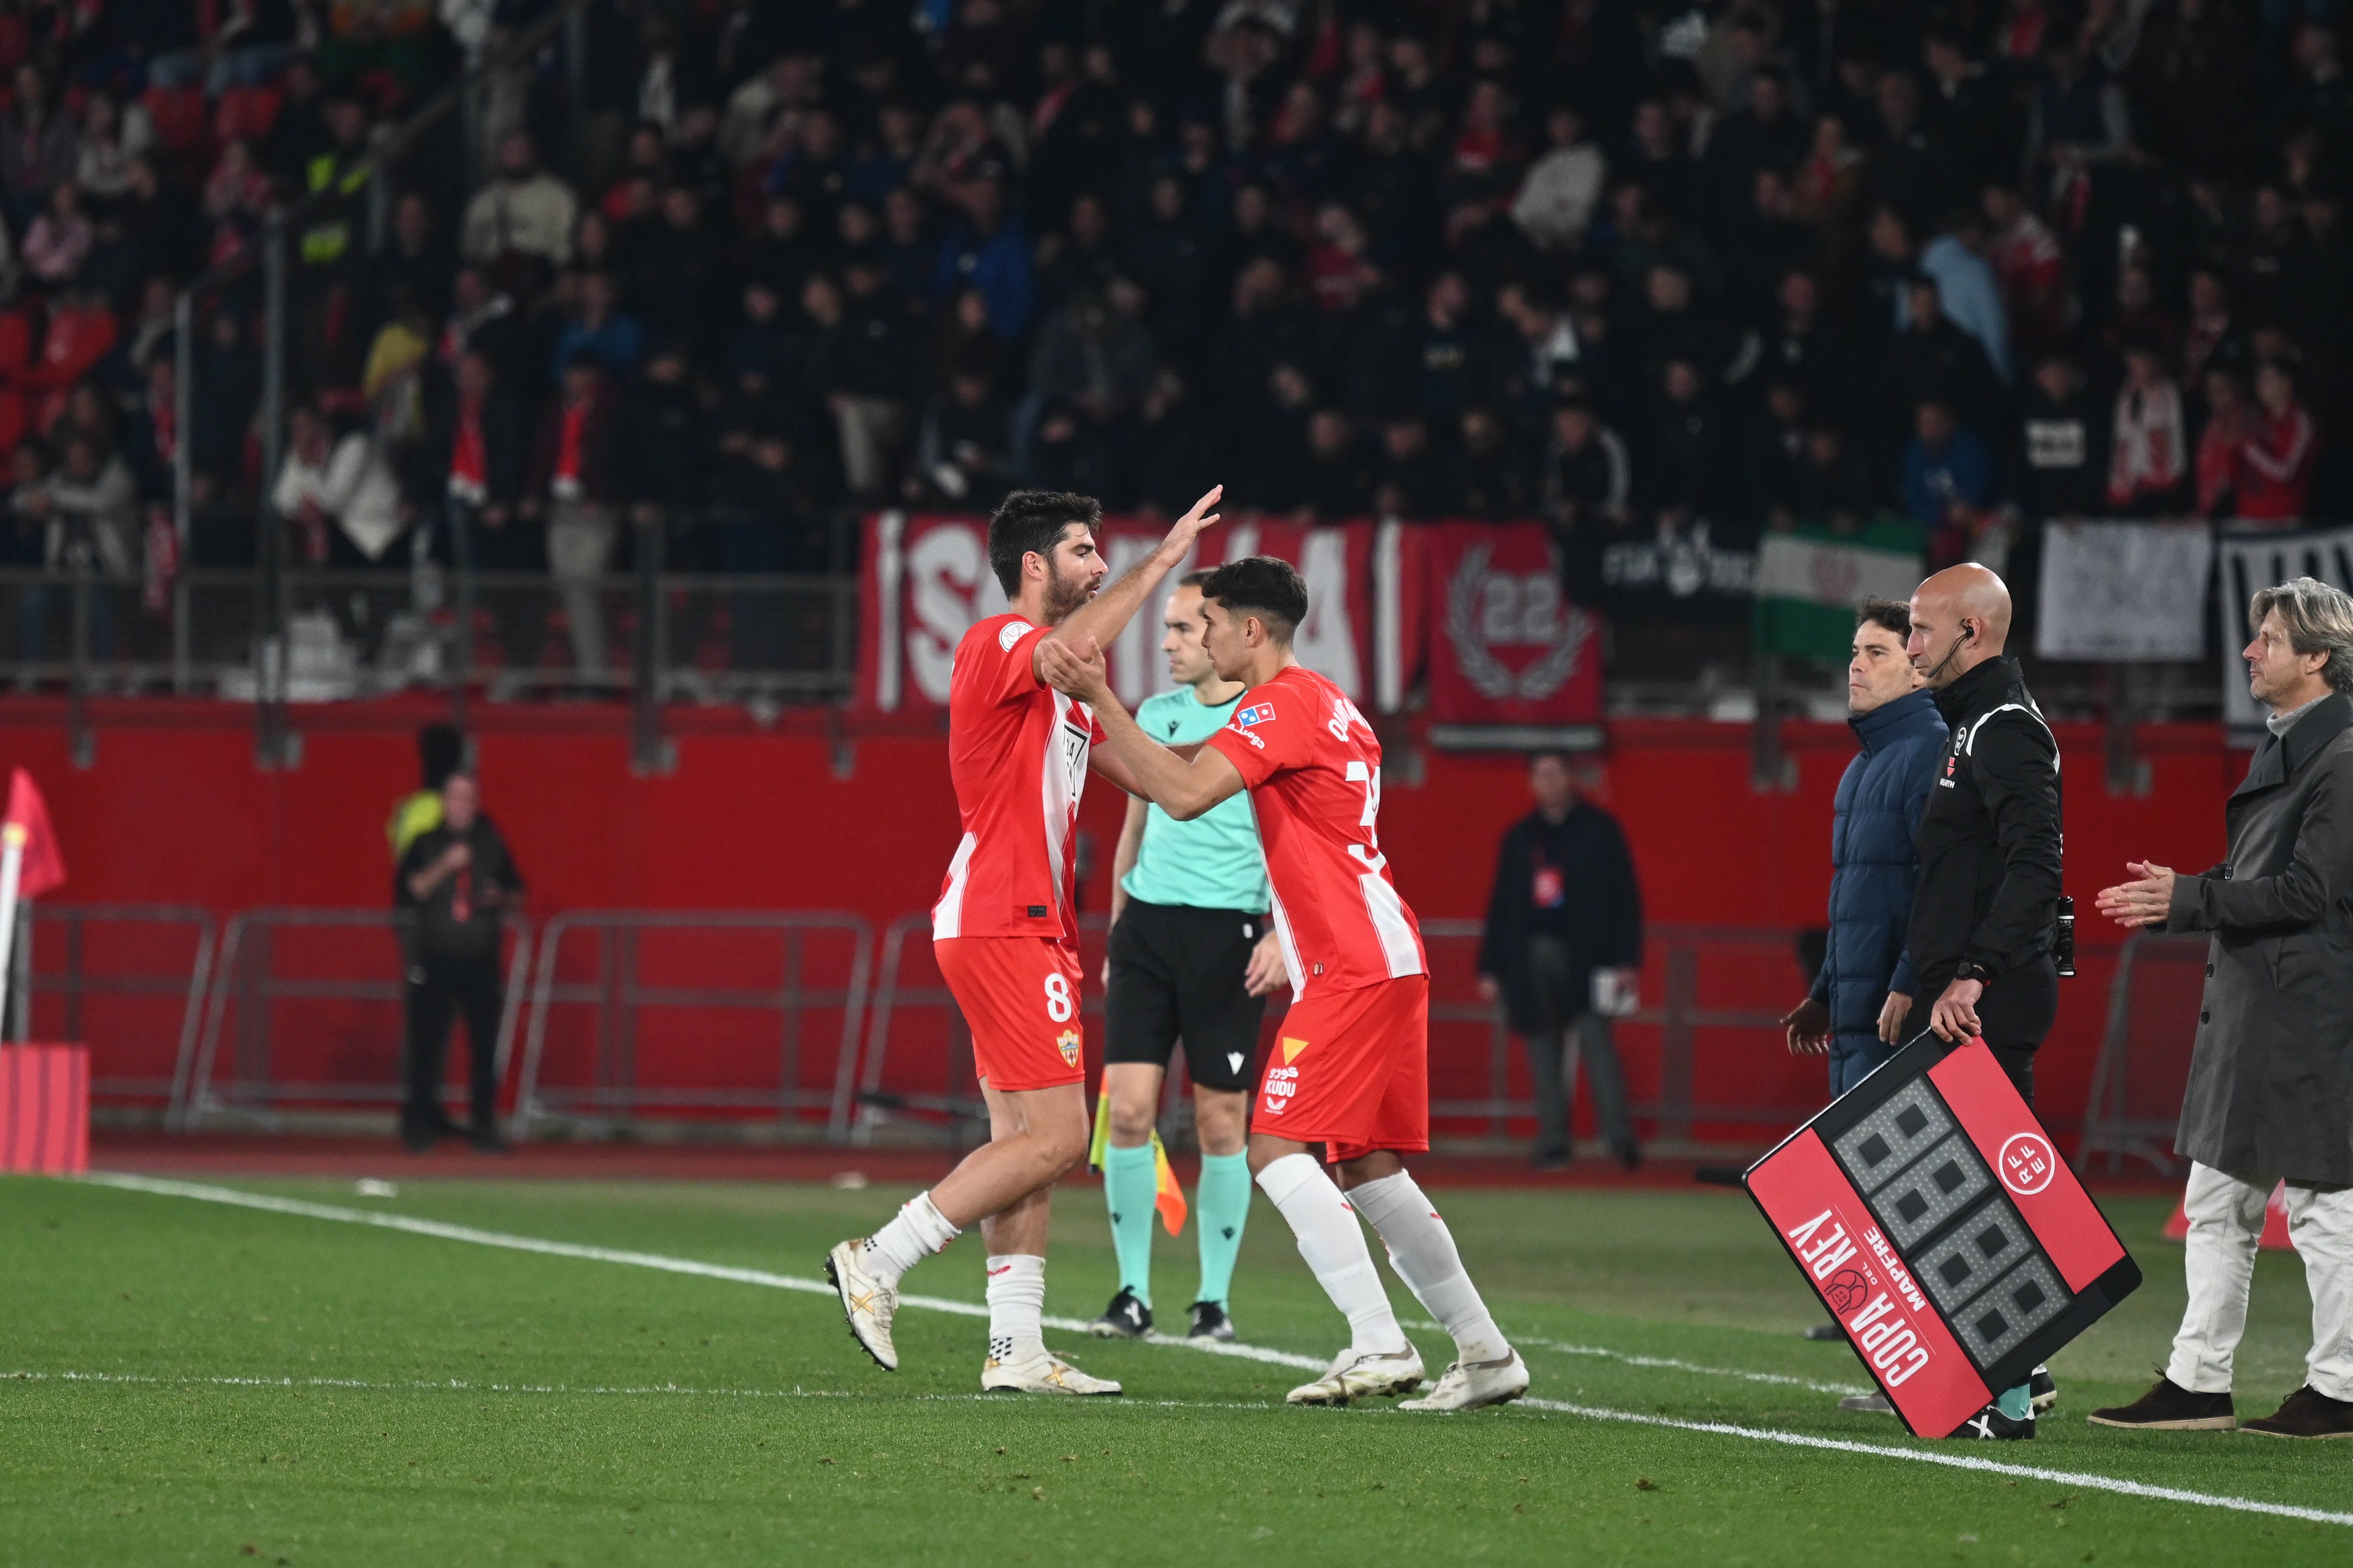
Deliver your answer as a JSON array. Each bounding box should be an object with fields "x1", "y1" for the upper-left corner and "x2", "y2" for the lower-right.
[
  {"x1": 1903, "y1": 399, "x2": 1996, "y2": 557},
  {"x1": 425, "y1": 347, "x2": 528, "y2": 583},
  {"x1": 2239, "y1": 360, "x2": 2319, "y2": 523},
  {"x1": 1372, "y1": 414, "x2": 1444, "y2": 519},
  {"x1": 1885, "y1": 273, "x2": 2007, "y2": 466},
  {"x1": 1911, "y1": 208, "x2": 2012, "y2": 383},
  {"x1": 2015, "y1": 352, "x2": 2108, "y2": 518},
  {"x1": 548, "y1": 270, "x2": 642, "y2": 384},
  {"x1": 1477, "y1": 752, "x2": 1645, "y2": 1171},
  {"x1": 1, "y1": 67, "x2": 78, "y2": 226},
  {"x1": 1642, "y1": 358, "x2": 1729, "y2": 524},
  {"x1": 72, "y1": 92, "x2": 152, "y2": 206},
  {"x1": 23, "y1": 181, "x2": 92, "y2": 286},
  {"x1": 461, "y1": 132, "x2": 580, "y2": 277},
  {"x1": 522, "y1": 355, "x2": 620, "y2": 684},
  {"x1": 2091, "y1": 576, "x2": 2353, "y2": 1440},
  {"x1": 932, "y1": 171, "x2": 1033, "y2": 343},
  {"x1": 1285, "y1": 407, "x2": 1367, "y2": 521},
  {"x1": 274, "y1": 403, "x2": 407, "y2": 570},
  {"x1": 1450, "y1": 406, "x2": 1534, "y2": 520},
  {"x1": 801, "y1": 269, "x2": 911, "y2": 502},
  {"x1": 396, "y1": 769, "x2": 523, "y2": 1154},
  {"x1": 915, "y1": 362, "x2": 1014, "y2": 510},
  {"x1": 1980, "y1": 184, "x2": 2068, "y2": 363},
  {"x1": 1740, "y1": 379, "x2": 1814, "y2": 524},
  {"x1": 613, "y1": 337, "x2": 708, "y2": 573},
  {"x1": 1510, "y1": 102, "x2": 1606, "y2": 255},
  {"x1": 2106, "y1": 343, "x2": 2191, "y2": 515},
  {"x1": 1543, "y1": 397, "x2": 1633, "y2": 535},
  {"x1": 2196, "y1": 368, "x2": 2252, "y2": 520}
]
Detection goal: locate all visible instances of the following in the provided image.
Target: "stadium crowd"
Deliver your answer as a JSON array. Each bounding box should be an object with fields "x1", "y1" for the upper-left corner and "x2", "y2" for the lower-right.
[{"x1": 0, "y1": 0, "x2": 2342, "y2": 597}]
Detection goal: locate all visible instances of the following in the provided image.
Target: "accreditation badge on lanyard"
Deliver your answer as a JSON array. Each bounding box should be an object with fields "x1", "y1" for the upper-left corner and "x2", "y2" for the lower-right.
[{"x1": 1531, "y1": 853, "x2": 1565, "y2": 910}]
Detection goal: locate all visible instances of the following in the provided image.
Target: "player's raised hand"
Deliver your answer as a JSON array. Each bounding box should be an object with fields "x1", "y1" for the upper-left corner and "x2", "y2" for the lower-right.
[
  {"x1": 1037, "y1": 635, "x2": 1111, "y2": 702},
  {"x1": 1165, "y1": 484, "x2": 1223, "y2": 550}
]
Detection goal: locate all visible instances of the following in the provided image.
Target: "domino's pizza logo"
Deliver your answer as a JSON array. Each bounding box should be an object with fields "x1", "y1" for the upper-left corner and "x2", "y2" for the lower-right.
[
  {"x1": 1234, "y1": 702, "x2": 1277, "y2": 727},
  {"x1": 1998, "y1": 1132, "x2": 2056, "y2": 1196}
]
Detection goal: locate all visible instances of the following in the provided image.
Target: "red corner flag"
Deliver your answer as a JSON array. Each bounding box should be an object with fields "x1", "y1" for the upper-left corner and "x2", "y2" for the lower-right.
[{"x1": 3, "y1": 768, "x2": 65, "y2": 898}]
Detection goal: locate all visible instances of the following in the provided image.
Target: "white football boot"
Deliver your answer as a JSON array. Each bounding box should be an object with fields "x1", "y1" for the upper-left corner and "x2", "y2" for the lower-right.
[
  {"x1": 1399, "y1": 1350, "x2": 1530, "y2": 1411},
  {"x1": 825, "y1": 1239, "x2": 900, "y2": 1371},
  {"x1": 1285, "y1": 1345, "x2": 1426, "y2": 1406},
  {"x1": 981, "y1": 1345, "x2": 1123, "y2": 1395}
]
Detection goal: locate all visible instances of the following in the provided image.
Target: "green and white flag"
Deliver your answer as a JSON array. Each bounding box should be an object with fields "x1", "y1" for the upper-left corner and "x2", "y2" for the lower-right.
[{"x1": 1751, "y1": 519, "x2": 1926, "y2": 661}]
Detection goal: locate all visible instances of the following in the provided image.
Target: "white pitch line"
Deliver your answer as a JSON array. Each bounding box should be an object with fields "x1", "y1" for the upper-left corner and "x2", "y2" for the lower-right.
[
  {"x1": 76, "y1": 1172, "x2": 1326, "y2": 1375},
  {"x1": 70, "y1": 1170, "x2": 2353, "y2": 1529},
  {"x1": 1512, "y1": 1334, "x2": 1870, "y2": 1398}
]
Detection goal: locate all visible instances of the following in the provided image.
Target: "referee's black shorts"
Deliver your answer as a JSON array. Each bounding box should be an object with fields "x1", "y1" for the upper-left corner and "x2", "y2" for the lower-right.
[{"x1": 1102, "y1": 899, "x2": 1269, "y2": 1093}]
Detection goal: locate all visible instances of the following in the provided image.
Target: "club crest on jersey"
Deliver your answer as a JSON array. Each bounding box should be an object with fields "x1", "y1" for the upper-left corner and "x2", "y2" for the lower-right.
[
  {"x1": 1234, "y1": 702, "x2": 1277, "y2": 727},
  {"x1": 998, "y1": 618, "x2": 1034, "y2": 652},
  {"x1": 1056, "y1": 1028, "x2": 1080, "y2": 1067}
]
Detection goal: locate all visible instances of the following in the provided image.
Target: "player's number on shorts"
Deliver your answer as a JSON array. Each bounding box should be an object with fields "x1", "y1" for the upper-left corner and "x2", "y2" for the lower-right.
[{"x1": 1043, "y1": 972, "x2": 1075, "y2": 1022}]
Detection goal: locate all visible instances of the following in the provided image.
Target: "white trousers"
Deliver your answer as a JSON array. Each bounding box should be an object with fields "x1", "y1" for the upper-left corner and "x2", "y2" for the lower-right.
[{"x1": 2166, "y1": 1161, "x2": 2353, "y2": 1402}]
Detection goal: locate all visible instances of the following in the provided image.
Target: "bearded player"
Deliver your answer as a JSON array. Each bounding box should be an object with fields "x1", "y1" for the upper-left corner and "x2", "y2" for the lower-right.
[
  {"x1": 827, "y1": 485, "x2": 1222, "y2": 1395},
  {"x1": 1039, "y1": 556, "x2": 1530, "y2": 1410}
]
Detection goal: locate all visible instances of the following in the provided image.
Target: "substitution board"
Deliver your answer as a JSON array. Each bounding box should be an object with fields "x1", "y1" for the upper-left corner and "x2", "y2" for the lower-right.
[{"x1": 1746, "y1": 1035, "x2": 2141, "y2": 1437}]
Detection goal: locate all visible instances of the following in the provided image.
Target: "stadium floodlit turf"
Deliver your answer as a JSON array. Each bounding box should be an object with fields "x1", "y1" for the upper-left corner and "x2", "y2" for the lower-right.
[{"x1": 3, "y1": 1170, "x2": 2347, "y2": 1565}]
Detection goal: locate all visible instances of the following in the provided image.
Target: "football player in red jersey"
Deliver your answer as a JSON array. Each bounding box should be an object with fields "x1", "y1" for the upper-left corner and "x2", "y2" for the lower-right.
[
  {"x1": 828, "y1": 485, "x2": 1222, "y2": 1395},
  {"x1": 1038, "y1": 555, "x2": 1530, "y2": 1411}
]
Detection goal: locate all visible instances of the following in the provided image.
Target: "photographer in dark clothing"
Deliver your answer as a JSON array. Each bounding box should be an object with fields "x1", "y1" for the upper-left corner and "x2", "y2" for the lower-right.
[
  {"x1": 1898, "y1": 563, "x2": 2065, "y2": 1440},
  {"x1": 395, "y1": 772, "x2": 524, "y2": 1154}
]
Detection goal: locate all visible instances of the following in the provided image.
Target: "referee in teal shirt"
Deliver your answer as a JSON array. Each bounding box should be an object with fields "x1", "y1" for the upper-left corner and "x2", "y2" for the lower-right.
[{"x1": 1089, "y1": 572, "x2": 1288, "y2": 1344}]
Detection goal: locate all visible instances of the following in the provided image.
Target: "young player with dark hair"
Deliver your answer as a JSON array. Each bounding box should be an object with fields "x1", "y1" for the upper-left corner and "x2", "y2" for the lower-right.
[
  {"x1": 1090, "y1": 572, "x2": 1289, "y2": 1345},
  {"x1": 1039, "y1": 556, "x2": 1530, "y2": 1410},
  {"x1": 827, "y1": 484, "x2": 1223, "y2": 1395}
]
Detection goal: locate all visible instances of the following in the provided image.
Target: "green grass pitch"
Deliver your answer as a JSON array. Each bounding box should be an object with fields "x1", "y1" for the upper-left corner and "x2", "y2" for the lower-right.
[{"x1": 3, "y1": 1169, "x2": 2347, "y2": 1565}]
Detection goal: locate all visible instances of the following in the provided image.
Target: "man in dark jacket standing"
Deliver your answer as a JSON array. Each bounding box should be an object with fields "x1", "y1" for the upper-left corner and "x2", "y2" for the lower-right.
[
  {"x1": 2089, "y1": 577, "x2": 2353, "y2": 1441},
  {"x1": 1900, "y1": 562, "x2": 2065, "y2": 1440},
  {"x1": 1781, "y1": 598, "x2": 1946, "y2": 1095},
  {"x1": 1477, "y1": 753, "x2": 1644, "y2": 1169},
  {"x1": 396, "y1": 771, "x2": 524, "y2": 1154}
]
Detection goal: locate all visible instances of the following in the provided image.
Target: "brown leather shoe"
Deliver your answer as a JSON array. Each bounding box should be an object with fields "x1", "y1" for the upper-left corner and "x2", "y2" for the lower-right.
[
  {"x1": 2086, "y1": 1375, "x2": 2236, "y2": 1431},
  {"x1": 2242, "y1": 1385, "x2": 2353, "y2": 1439}
]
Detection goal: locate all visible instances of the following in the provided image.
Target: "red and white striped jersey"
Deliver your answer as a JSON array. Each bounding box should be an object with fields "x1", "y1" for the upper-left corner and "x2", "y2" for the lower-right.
[
  {"x1": 1204, "y1": 664, "x2": 1425, "y2": 999},
  {"x1": 932, "y1": 613, "x2": 1103, "y2": 942}
]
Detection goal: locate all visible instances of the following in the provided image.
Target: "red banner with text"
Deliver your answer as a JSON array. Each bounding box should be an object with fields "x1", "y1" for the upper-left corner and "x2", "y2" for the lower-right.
[
  {"x1": 859, "y1": 513, "x2": 1419, "y2": 715},
  {"x1": 1422, "y1": 522, "x2": 1604, "y2": 742}
]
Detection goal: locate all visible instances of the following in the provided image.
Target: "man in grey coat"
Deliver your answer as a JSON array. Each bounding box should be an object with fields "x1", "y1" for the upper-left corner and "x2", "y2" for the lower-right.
[{"x1": 2089, "y1": 576, "x2": 2353, "y2": 1440}]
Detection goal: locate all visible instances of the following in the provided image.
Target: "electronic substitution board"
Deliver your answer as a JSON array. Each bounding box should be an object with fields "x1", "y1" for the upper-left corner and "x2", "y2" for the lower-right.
[{"x1": 1745, "y1": 1035, "x2": 2141, "y2": 1437}]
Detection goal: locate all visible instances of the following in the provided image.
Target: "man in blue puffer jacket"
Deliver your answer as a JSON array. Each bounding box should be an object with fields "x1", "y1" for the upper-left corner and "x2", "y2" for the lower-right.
[{"x1": 1780, "y1": 597, "x2": 1947, "y2": 1094}]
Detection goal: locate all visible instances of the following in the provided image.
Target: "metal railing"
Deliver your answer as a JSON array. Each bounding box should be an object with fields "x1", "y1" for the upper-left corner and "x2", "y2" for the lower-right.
[
  {"x1": 2076, "y1": 930, "x2": 2210, "y2": 1177},
  {"x1": 13, "y1": 904, "x2": 217, "y2": 1108},
  {"x1": 511, "y1": 909, "x2": 874, "y2": 1141},
  {"x1": 1423, "y1": 922, "x2": 1799, "y2": 1143},
  {"x1": 177, "y1": 906, "x2": 533, "y2": 1131},
  {"x1": 851, "y1": 911, "x2": 1806, "y2": 1151}
]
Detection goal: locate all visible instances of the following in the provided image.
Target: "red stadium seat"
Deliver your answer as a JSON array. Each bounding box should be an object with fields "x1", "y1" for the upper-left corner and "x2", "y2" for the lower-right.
[
  {"x1": 0, "y1": 311, "x2": 31, "y2": 379},
  {"x1": 142, "y1": 86, "x2": 210, "y2": 158},
  {"x1": 215, "y1": 85, "x2": 282, "y2": 144}
]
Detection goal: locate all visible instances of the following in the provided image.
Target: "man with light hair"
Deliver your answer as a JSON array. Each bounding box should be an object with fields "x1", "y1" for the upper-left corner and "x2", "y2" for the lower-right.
[{"x1": 2090, "y1": 576, "x2": 2353, "y2": 1440}]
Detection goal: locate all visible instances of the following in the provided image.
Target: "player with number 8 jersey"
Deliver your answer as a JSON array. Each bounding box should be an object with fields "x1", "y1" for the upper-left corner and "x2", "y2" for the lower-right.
[{"x1": 1036, "y1": 554, "x2": 1530, "y2": 1413}]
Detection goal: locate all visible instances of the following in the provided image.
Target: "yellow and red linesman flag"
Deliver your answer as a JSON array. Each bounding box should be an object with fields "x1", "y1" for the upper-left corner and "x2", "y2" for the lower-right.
[
  {"x1": 1088, "y1": 1093, "x2": 1189, "y2": 1236},
  {"x1": 3, "y1": 768, "x2": 65, "y2": 897}
]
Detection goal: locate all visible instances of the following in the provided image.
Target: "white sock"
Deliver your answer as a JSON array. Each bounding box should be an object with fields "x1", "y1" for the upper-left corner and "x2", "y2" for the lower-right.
[
  {"x1": 862, "y1": 1191, "x2": 959, "y2": 1285},
  {"x1": 985, "y1": 1253, "x2": 1046, "y2": 1362},
  {"x1": 1256, "y1": 1153, "x2": 1407, "y2": 1355},
  {"x1": 1348, "y1": 1170, "x2": 1510, "y2": 1364}
]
